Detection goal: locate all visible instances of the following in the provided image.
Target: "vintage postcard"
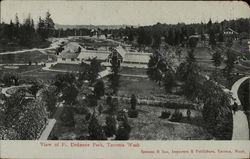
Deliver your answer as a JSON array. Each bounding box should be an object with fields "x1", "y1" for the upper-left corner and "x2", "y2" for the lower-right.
[{"x1": 0, "y1": 0, "x2": 249, "y2": 158}]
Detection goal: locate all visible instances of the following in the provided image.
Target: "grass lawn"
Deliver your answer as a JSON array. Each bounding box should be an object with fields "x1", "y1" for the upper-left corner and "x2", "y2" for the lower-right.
[
  {"x1": 0, "y1": 65, "x2": 42, "y2": 74},
  {"x1": 73, "y1": 37, "x2": 118, "y2": 48},
  {"x1": 51, "y1": 63, "x2": 107, "y2": 72},
  {"x1": 51, "y1": 63, "x2": 81, "y2": 72},
  {"x1": 120, "y1": 67, "x2": 147, "y2": 75},
  {"x1": 117, "y1": 76, "x2": 165, "y2": 97},
  {"x1": 0, "y1": 40, "x2": 51, "y2": 53},
  {"x1": 49, "y1": 102, "x2": 211, "y2": 140},
  {"x1": 20, "y1": 69, "x2": 63, "y2": 82},
  {"x1": 0, "y1": 51, "x2": 48, "y2": 64}
]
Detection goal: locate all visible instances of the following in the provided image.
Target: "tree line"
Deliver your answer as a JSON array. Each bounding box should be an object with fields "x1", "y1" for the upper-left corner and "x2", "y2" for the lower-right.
[
  {"x1": 0, "y1": 12, "x2": 55, "y2": 48},
  {"x1": 110, "y1": 18, "x2": 250, "y2": 48}
]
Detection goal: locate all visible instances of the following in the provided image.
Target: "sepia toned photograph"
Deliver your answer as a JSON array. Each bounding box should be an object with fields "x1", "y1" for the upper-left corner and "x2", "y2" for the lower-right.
[{"x1": 0, "y1": 1, "x2": 249, "y2": 142}]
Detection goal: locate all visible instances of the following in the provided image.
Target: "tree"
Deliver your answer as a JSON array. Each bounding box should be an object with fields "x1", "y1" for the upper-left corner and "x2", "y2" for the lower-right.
[
  {"x1": 89, "y1": 58, "x2": 101, "y2": 84},
  {"x1": 115, "y1": 119, "x2": 131, "y2": 140},
  {"x1": 88, "y1": 115, "x2": 107, "y2": 140},
  {"x1": 108, "y1": 50, "x2": 120, "y2": 94},
  {"x1": 19, "y1": 15, "x2": 36, "y2": 47},
  {"x1": 223, "y1": 50, "x2": 236, "y2": 84},
  {"x1": 130, "y1": 94, "x2": 137, "y2": 110},
  {"x1": 212, "y1": 50, "x2": 223, "y2": 79},
  {"x1": 37, "y1": 17, "x2": 47, "y2": 41},
  {"x1": 62, "y1": 84, "x2": 79, "y2": 105},
  {"x1": 147, "y1": 51, "x2": 167, "y2": 86},
  {"x1": 218, "y1": 32, "x2": 224, "y2": 42},
  {"x1": 41, "y1": 85, "x2": 57, "y2": 116},
  {"x1": 209, "y1": 29, "x2": 216, "y2": 48},
  {"x1": 94, "y1": 79, "x2": 105, "y2": 99},
  {"x1": 1, "y1": 72, "x2": 19, "y2": 86},
  {"x1": 54, "y1": 73, "x2": 76, "y2": 92},
  {"x1": 29, "y1": 81, "x2": 43, "y2": 98},
  {"x1": 104, "y1": 115, "x2": 118, "y2": 137},
  {"x1": 152, "y1": 34, "x2": 161, "y2": 49},
  {"x1": 4, "y1": 89, "x2": 27, "y2": 127},
  {"x1": 13, "y1": 99, "x2": 48, "y2": 139},
  {"x1": 201, "y1": 80, "x2": 233, "y2": 139},
  {"x1": 44, "y1": 11, "x2": 55, "y2": 38},
  {"x1": 163, "y1": 70, "x2": 176, "y2": 93}
]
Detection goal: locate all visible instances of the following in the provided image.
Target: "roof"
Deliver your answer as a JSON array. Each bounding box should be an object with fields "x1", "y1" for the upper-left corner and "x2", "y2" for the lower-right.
[
  {"x1": 224, "y1": 28, "x2": 239, "y2": 34},
  {"x1": 63, "y1": 42, "x2": 82, "y2": 53},
  {"x1": 115, "y1": 46, "x2": 127, "y2": 58},
  {"x1": 77, "y1": 50, "x2": 110, "y2": 60},
  {"x1": 124, "y1": 53, "x2": 151, "y2": 63},
  {"x1": 59, "y1": 51, "x2": 80, "y2": 59}
]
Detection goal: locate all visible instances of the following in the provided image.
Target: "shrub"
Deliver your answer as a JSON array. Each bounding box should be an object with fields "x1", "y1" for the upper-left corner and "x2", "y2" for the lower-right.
[
  {"x1": 117, "y1": 110, "x2": 128, "y2": 121},
  {"x1": 110, "y1": 97, "x2": 119, "y2": 114},
  {"x1": 106, "y1": 95, "x2": 112, "y2": 106},
  {"x1": 159, "y1": 110, "x2": 171, "y2": 119},
  {"x1": 88, "y1": 116, "x2": 107, "y2": 140},
  {"x1": 115, "y1": 120, "x2": 131, "y2": 140},
  {"x1": 170, "y1": 110, "x2": 183, "y2": 122},
  {"x1": 60, "y1": 108, "x2": 75, "y2": 126},
  {"x1": 128, "y1": 109, "x2": 139, "y2": 118},
  {"x1": 130, "y1": 94, "x2": 137, "y2": 110},
  {"x1": 104, "y1": 115, "x2": 118, "y2": 137}
]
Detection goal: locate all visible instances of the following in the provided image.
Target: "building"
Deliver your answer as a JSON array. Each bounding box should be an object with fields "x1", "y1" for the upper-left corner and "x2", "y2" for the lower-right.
[
  {"x1": 57, "y1": 45, "x2": 152, "y2": 68},
  {"x1": 223, "y1": 28, "x2": 239, "y2": 40}
]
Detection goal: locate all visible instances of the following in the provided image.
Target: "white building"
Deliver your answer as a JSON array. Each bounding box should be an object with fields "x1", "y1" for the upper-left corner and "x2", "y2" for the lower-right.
[{"x1": 57, "y1": 45, "x2": 152, "y2": 68}]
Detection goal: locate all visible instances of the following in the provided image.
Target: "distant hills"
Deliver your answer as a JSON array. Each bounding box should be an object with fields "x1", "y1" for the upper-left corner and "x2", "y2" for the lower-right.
[{"x1": 55, "y1": 24, "x2": 137, "y2": 30}]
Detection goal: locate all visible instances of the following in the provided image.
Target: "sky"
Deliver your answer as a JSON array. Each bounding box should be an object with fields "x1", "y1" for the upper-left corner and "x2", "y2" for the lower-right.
[{"x1": 1, "y1": 1, "x2": 250, "y2": 26}]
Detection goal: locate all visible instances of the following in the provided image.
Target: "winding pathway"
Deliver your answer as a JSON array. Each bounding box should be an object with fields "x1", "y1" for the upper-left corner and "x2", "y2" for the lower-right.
[{"x1": 231, "y1": 76, "x2": 250, "y2": 140}]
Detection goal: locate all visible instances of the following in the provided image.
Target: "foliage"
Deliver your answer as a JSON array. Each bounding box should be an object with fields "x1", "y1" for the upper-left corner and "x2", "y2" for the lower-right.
[
  {"x1": 106, "y1": 95, "x2": 112, "y2": 106},
  {"x1": 223, "y1": 50, "x2": 236, "y2": 80},
  {"x1": 169, "y1": 109, "x2": 183, "y2": 122},
  {"x1": 147, "y1": 51, "x2": 168, "y2": 86},
  {"x1": 137, "y1": 27, "x2": 152, "y2": 46},
  {"x1": 60, "y1": 107, "x2": 75, "y2": 127},
  {"x1": 2, "y1": 89, "x2": 48, "y2": 139},
  {"x1": 54, "y1": 73, "x2": 76, "y2": 92},
  {"x1": 110, "y1": 97, "x2": 119, "y2": 114},
  {"x1": 159, "y1": 110, "x2": 171, "y2": 119},
  {"x1": 37, "y1": 11, "x2": 55, "y2": 40},
  {"x1": 201, "y1": 80, "x2": 233, "y2": 140},
  {"x1": 13, "y1": 99, "x2": 48, "y2": 139},
  {"x1": 163, "y1": 70, "x2": 176, "y2": 93},
  {"x1": 130, "y1": 94, "x2": 137, "y2": 110},
  {"x1": 212, "y1": 50, "x2": 223, "y2": 68},
  {"x1": 85, "y1": 94, "x2": 98, "y2": 108},
  {"x1": 0, "y1": 126, "x2": 20, "y2": 140},
  {"x1": 88, "y1": 115, "x2": 107, "y2": 140},
  {"x1": 62, "y1": 83, "x2": 79, "y2": 105},
  {"x1": 104, "y1": 115, "x2": 118, "y2": 137},
  {"x1": 115, "y1": 119, "x2": 131, "y2": 140},
  {"x1": 29, "y1": 80, "x2": 43, "y2": 98},
  {"x1": 94, "y1": 79, "x2": 105, "y2": 98},
  {"x1": 41, "y1": 85, "x2": 57, "y2": 116},
  {"x1": 128, "y1": 109, "x2": 139, "y2": 118},
  {"x1": 1, "y1": 72, "x2": 19, "y2": 87},
  {"x1": 108, "y1": 52, "x2": 120, "y2": 94}
]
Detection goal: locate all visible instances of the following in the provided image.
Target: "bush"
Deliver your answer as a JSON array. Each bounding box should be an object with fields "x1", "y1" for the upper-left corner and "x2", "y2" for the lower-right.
[
  {"x1": 128, "y1": 109, "x2": 139, "y2": 118},
  {"x1": 130, "y1": 94, "x2": 137, "y2": 110},
  {"x1": 117, "y1": 110, "x2": 128, "y2": 121},
  {"x1": 170, "y1": 110, "x2": 183, "y2": 122},
  {"x1": 60, "y1": 108, "x2": 75, "y2": 126},
  {"x1": 88, "y1": 116, "x2": 107, "y2": 140},
  {"x1": 104, "y1": 115, "x2": 118, "y2": 137},
  {"x1": 115, "y1": 120, "x2": 131, "y2": 140},
  {"x1": 110, "y1": 98, "x2": 119, "y2": 114},
  {"x1": 159, "y1": 110, "x2": 171, "y2": 119}
]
